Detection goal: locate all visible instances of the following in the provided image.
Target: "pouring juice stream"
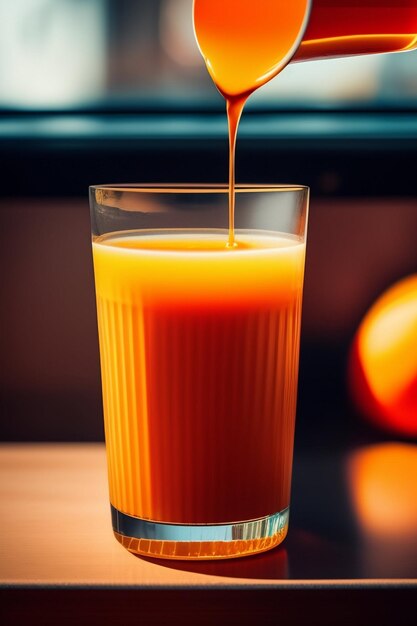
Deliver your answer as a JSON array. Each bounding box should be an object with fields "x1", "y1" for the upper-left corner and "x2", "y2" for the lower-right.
[
  {"x1": 194, "y1": 0, "x2": 417, "y2": 247},
  {"x1": 193, "y1": 0, "x2": 311, "y2": 247}
]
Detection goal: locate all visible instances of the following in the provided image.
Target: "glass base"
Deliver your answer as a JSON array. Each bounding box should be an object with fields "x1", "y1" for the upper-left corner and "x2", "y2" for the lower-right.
[{"x1": 111, "y1": 505, "x2": 289, "y2": 560}]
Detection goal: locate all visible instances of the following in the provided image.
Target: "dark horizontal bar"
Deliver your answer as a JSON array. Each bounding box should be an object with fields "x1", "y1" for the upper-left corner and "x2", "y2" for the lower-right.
[
  {"x1": 2, "y1": 587, "x2": 417, "y2": 626},
  {"x1": 0, "y1": 112, "x2": 415, "y2": 198}
]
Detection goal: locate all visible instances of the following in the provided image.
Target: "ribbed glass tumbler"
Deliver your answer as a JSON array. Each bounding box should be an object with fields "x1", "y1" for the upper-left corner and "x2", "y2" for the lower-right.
[{"x1": 90, "y1": 184, "x2": 309, "y2": 559}]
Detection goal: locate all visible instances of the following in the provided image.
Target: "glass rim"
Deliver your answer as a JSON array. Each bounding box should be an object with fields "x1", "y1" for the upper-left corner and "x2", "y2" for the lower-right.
[{"x1": 89, "y1": 183, "x2": 309, "y2": 194}]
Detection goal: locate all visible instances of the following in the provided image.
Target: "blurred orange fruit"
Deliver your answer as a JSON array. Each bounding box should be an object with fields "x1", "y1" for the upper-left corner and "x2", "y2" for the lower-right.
[{"x1": 349, "y1": 275, "x2": 417, "y2": 437}]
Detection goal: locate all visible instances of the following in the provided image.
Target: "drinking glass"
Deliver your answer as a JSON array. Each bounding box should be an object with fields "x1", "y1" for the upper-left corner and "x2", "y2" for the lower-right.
[{"x1": 90, "y1": 184, "x2": 309, "y2": 559}]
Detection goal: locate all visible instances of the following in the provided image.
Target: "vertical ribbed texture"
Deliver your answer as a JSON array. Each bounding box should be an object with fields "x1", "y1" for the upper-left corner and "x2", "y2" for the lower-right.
[
  {"x1": 96, "y1": 292, "x2": 302, "y2": 524},
  {"x1": 97, "y1": 297, "x2": 152, "y2": 518}
]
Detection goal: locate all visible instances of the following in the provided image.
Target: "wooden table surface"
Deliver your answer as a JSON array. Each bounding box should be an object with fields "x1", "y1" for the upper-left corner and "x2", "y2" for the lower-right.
[
  {"x1": 0, "y1": 443, "x2": 297, "y2": 588},
  {"x1": 1, "y1": 444, "x2": 416, "y2": 625}
]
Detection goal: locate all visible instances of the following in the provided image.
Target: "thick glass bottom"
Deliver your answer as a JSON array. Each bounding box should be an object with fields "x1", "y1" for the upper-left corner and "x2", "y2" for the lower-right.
[{"x1": 111, "y1": 505, "x2": 289, "y2": 560}]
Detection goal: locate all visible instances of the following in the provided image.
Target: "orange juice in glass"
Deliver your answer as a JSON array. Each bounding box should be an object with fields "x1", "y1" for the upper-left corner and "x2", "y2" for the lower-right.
[{"x1": 90, "y1": 184, "x2": 308, "y2": 559}]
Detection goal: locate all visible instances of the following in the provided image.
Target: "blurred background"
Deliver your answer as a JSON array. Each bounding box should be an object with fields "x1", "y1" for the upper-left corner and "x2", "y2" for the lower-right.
[
  {"x1": 0, "y1": 0, "x2": 416, "y2": 445},
  {"x1": 0, "y1": 0, "x2": 417, "y2": 581}
]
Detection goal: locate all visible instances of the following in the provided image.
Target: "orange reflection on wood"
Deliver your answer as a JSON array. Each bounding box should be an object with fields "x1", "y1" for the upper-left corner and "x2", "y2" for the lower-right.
[{"x1": 348, "y1": 443, "x2": 417, "y2": 539}]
